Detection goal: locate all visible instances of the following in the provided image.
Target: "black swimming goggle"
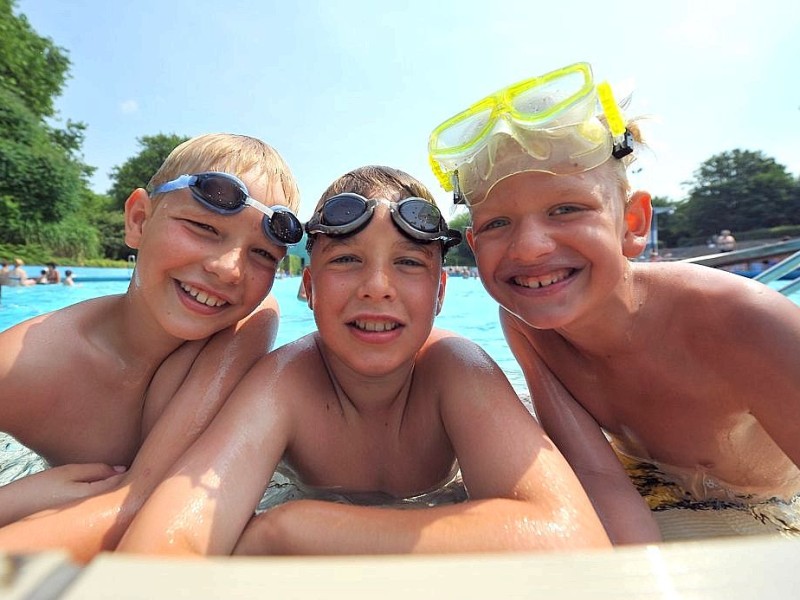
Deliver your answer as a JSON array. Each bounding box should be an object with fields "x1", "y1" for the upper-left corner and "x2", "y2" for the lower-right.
[
  {"x1": 153, "y1": 171, "x2": 304, "y2": 246},
  {"x1": 305, "y1": 193, "x2": 462, "y2": 254}
]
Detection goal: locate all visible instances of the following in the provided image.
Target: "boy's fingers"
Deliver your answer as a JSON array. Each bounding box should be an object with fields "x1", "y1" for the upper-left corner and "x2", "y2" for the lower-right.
[{"x1": 68, "y1": 463, "x2": 128, "y2": 483}]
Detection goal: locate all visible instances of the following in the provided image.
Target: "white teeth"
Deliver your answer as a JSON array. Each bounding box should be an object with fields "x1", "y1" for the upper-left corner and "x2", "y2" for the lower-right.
[
  {"x1": 514, "y1": 268, "x2": 572, "y2": 289},
  {"x1": 353, "y1": 320, "x2": 399, "y2": 332},
  {"x1": 180, "y1": 282, "x2": 228, "y2": 307}
]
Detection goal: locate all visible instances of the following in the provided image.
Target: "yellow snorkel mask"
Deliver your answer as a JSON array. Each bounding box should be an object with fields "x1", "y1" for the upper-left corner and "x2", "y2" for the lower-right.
[{"x1": 427, "y1": 62, "x2": 633, "y2": 205}]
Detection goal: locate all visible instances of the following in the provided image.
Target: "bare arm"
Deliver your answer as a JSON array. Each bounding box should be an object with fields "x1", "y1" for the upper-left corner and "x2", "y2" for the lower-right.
[
  {"x1": 0, "y1": 464, "x2": 125, "y2": 527},
  {"x1": 501, "y1": 311, "x2": 661, "y2": 545},
  {"x1": 117, "y1": 351, "x2": 294, "y2": 556},
  {"x1": 0, "y1": 302, "x2": 278, "y2": 563},
  {"x1": 235, "y1": 335, "x2": 611, "y2": 556},
  {"x1": 732, "y1": 289, "x2": 800, "y2": 467}
]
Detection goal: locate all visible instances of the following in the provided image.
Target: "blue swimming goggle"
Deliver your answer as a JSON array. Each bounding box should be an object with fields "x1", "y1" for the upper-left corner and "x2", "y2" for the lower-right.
[{"x1": 153, "y1": 171, "x2": 304, "y2": 246}]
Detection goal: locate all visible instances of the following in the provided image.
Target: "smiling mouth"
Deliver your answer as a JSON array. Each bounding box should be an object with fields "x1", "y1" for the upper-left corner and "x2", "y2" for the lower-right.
[
  {"x1": 351, "y1": 319, "x2": 401, "y2": 332},
  {"x1": 180, "y1": 282, "x2": 228, "y2": 308},
  {"x1": 512, "y1": 268, "x2": 575, "y2": 289}
]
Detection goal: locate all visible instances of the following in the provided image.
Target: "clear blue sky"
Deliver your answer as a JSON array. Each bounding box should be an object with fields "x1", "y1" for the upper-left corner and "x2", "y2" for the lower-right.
[{"x1": 16, "y1": 0, "x2": 800, "y2": 219}]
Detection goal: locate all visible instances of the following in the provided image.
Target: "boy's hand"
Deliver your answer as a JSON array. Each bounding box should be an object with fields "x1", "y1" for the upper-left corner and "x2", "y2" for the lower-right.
[{"x1": 0, "y1": 463, "x2": 126, "y2": 527}]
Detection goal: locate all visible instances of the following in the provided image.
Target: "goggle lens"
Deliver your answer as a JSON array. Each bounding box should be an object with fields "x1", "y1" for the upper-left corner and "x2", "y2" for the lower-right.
[
  {"x1": 397, "y1": 200, "x2": 442, "y2": 233},
  {"x1": 194, "y1": 174, "x2": 248, "y2": 211},
  {"x1": 320, "y1": 194, "x2": 368, "y2": 226}
]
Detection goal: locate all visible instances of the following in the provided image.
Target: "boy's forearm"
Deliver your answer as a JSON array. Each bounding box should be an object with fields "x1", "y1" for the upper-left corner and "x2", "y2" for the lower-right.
[
  {"x1": 235, "y1": 498, "x2": 611, "y2": 556},
  {"x1": 0, "y1": 485, "x2": 143, "y2": 563},
  {"x1": 578, "y1": 471, "x2": 662, "y2": 545}
]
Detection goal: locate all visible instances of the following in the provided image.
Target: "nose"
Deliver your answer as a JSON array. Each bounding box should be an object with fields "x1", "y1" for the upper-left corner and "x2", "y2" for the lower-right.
[
  {"x1": 358, "y1": 263, "x2": 396, "y2": 301},
  {"x1": 507, "y1": 217, "x2": 556, "y2": 261},
  {"x1": 204, "y1": 245, "x2": 244, "y2": 284}
]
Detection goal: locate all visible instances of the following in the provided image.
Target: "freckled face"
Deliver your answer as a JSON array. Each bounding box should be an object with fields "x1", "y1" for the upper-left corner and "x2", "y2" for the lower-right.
[
  {"x1": 304, "y1": 204, "x2": 446, "y2": 378},
  {"x1": 127, "y1": 172, "x2": 288, "y2": 341},
  {"x1": 467, "y1": 168, "x2": 629, "y2": 330}
]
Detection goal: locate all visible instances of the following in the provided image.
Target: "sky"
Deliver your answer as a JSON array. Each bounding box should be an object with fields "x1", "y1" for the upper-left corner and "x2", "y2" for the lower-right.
[{"x1": 15, "y1": 0, "x2": 800, "y2": 220}]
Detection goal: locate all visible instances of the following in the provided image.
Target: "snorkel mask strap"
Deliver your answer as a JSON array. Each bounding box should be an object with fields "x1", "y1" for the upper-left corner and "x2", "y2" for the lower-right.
[
  {"x1": 452, "y1": 170, "x2": 466, "y2": 205},
  {"x1": 597, "y1": 81, "x2": 633, "y2": 160}
]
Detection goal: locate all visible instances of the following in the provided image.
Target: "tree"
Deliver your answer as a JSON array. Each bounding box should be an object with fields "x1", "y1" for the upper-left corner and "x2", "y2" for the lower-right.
[
  {"x1": 446, "y1": 210, "x2": 475, "y2": 266},
  {"x1": 108, "y1": 134, "x2": 190, "y2": 209},
  {"x1": 0, "y1": 87, "x2": 83, "y2": 241},
  {"x1": 679, "y1": 150, "x2": 797, "y2": 239},
  {"x1": 0, "y1": 0, "x2": 71, "y2": 119}
]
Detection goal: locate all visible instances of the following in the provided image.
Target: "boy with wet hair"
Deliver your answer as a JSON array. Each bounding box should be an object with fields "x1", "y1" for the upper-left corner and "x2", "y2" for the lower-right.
[
  {"x1": 118, "y1": 165, "x2": 610, "y2": 556},
  {"x1": 0, "y1": 133, "x2": 303, "y2": 558},
  {"x1": 428, "y1": 62, "x2": 800, "y2": 544}
]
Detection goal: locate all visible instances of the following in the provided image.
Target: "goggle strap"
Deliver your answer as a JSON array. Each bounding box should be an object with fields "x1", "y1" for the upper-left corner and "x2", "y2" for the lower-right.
[{"x1": 244, "y1": 197, "x2": 276, "y2": 218}]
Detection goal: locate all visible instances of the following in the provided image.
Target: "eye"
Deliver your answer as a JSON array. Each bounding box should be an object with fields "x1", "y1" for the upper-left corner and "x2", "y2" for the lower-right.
[
  {"x1": 396, "y1": 256, "x2": 426, "y2": 268},
  {"x1": 550, "y1": 204, "x2": 586, "y2": 217},
  {"x1": 183, "y1": 219, "x2": 218, "y2": 234},
  {"x1": 331, "y1": 254, "x2": 360, "y2": 265},
  {"x1": 251, "y1": 247, "x2": 279, "y2": 266},
  {"x1": 475, "y1": 216, "x2": 509, "y2": 234}
]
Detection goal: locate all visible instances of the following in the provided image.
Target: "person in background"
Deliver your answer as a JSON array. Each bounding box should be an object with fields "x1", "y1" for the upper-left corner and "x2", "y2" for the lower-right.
[
  {"x1": 0, "y1": 261, "x2": 10, "y2": 286},
  {"x1": 118, "y1": 165, "x2": 610, "y2": 557},
  {"x1": 8, "y1": 258, "x2": 33, "y2": 286},
  {"x1": 427, "y1": 61, "x2": 800, "y2": 544},
  {"x1": 62, "y1": 269, "x2": 75, "y2": 286},
  {"x1": 45, "y1": 263, "x2": 61, "y2": 284},
  {"x1": 0, "y1": 133, "x2": 303, "y2": 562},
  {"x1": 717, "y1": 229, "x2": 736, "y2": 252}
]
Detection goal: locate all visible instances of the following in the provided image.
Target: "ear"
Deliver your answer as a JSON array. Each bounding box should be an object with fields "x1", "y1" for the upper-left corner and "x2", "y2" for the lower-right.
[
  {"x1": 301, "y1": 267, "x2": 314, "y2": 310},
  {"x1": 435, "y1": 268, "x2": 447, "y2": 316},
  {"x1": 465, "y1": 227, "x2": 475, "y2": 253},
  {"x1": 622, "y1": 191, "x2": 652, "y2": 259},
  {"x1": 124, "y1": 189, "x2": 153, "y2": 249}
]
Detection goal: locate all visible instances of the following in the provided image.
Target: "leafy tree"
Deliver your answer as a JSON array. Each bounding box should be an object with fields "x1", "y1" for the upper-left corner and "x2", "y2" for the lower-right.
[
  {"x1": 679, "y1": 150, "x2": 797, "y2": 239},
  {"x1": 0, "y1": 87, "x2": 83, "y2": 239},
  {"x1": 446, "y1": 210, "x2": 475, "y2": 266},
  {"x1": 0, "y1": 0, "x2": 70, "y2": 119},
  {"x1": 108, "y1": 133, "x2": 189, "y2": 209}
]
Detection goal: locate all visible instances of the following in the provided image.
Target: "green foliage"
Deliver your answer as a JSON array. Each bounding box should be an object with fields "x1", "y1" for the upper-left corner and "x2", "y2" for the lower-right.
[
  {"x1": 0, "y1": 87, "x2": 84, "y2": 227},
  {"x1": 108, "y1": 133, "x2": 190, "y2": 209},
  {"x1": 680, "y1": 150, "x2": 797, "y2": 236},
  {"x1": 0, "y1": 0, "x2": 71, "y2": 119},
  {"x1": 21, "y1": 214, "x2": 101, "y2": 261},
  {"x1": 445, "y1": 210, "x2": 476, "y2": 266}
]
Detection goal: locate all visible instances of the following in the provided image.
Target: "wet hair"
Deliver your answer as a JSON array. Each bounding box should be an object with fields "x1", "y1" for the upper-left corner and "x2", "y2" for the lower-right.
[
  {"x1": 146, "y1": 133, "x2": 300, "y2": 212},
  {"x1": 306, "y1": 165, "x2": 442, "y2": 255}
]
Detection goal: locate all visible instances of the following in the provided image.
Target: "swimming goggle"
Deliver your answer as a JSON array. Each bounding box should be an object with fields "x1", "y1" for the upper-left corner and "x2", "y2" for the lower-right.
[
  {"x1": 153, "y1": 172, "x2": 304, "y2": 246},
  {"x1": 305, "y1": 193, "x2": 462, "y2": 253},
  {"x1": 427, "y1": 62, "x2": 633, "y2": 206}
]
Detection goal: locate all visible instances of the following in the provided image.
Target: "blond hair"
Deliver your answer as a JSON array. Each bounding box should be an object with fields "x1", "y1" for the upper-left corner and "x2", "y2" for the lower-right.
[{"x1": 147, "y1": 133, "x2": 300, "y2": 212}]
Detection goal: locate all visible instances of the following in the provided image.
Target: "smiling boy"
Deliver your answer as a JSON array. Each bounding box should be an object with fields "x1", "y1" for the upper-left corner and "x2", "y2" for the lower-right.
[
  {"x1": 428, "y1": 62, "x2": 800, "y2": 544},
  {"x1": 0, "y1": 133, "x2": 304, "y2": 559}
]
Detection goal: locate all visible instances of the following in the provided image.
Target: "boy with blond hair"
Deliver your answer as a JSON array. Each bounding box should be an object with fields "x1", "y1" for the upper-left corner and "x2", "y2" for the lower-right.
[
  {"x1": 428, "y1": 62, "x2": 800, "y2": 544},
  {"x1": 0, "y1": 133, "x2": 303, "y2": 559}
]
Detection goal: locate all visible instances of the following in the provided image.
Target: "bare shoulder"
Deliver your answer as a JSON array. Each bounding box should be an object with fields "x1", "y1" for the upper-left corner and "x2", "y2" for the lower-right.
[
  {"x1": 638, "y1": 262, "x2": 800, "y2": 372},
  {"x1": 640, "y1": 262, "x2": 800, "y2": 329},
  {"x1": 418, "y1": 328, "x2": 498, "y2": 372}
]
